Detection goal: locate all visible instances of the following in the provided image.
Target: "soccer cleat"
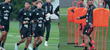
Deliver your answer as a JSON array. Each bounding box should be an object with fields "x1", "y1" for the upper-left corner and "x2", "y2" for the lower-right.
[
  {"x1": 1, "y1": 48, "x2": 5, "y2": 50},
  {"x1": 89, "y1": 45, "x2": 95, "y2": 50},
  {"x1": 44, "y1": 41, "x2": 48, "y2": 47},
  {"x1": 91, "y1": 40, "x2": 95, "y2": 44},
  {"x1": 74, "y1": 40, "x2": 78, "y2": 45},
  {"x1": 79, "y1": 43, "x2": 86, "y2": 47},
  {"x1": 14, "y1": 43, "x2": 18, "y2": 50},
  {"x1": 28, "y1": 44, "x2": 33, "y2": 50}
]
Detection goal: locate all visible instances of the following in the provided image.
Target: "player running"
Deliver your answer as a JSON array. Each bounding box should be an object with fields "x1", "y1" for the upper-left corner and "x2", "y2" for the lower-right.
[
  {"x1": 32, "y1": 1, "x2": 45, "y2": 50},
  {"x1": 77, "y1": 0, "x2": 96, "y2": 50},
  {"x1": 42, "y1": 0, "x2": 53, "y2": 46},
  {"x1": 0, "y1": 0, "x2": 13, "y2": 50},
  {"x1": 14, "y1": 1, "x2": 33, "y2": 50}
]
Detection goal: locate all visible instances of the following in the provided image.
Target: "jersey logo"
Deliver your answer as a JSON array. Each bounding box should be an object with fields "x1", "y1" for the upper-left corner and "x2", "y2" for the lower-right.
[
  {"x1": 9, "y1": 6, "x2": 11, "y2": 9},
  {"x1": 29, "y1": 13, "x2": 32, "y2": 16},
  {"x1": 24, "y1": 13, "x2": 26, "y2": 15},
  {"x1": 25, "y1": 17, "x2": 30, "y2": 20},
  {"x1": 4, "y1": 10, "x2": 9, "y2": 13},
  {"x1": 42, "y1": 12, "x2": 44, "y2": 15},
  {"x1": 4, "y1": 13, "x2": 9, "y2": 16},
  {"x1": 2, "y1": 6, "x2": 5, "y2": 9},
  {"x1": 36, "y1": 13, "x2": 39, "y2": 15}
]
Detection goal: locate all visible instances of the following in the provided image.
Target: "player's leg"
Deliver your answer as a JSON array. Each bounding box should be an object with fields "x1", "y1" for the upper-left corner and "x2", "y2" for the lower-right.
[
  {"x1": 107, "y1": 1, "x2": 110, "y2": 9},
  {"x1": 103, "y1": 0, "x2": 107, "y2": 8},
  {"x1": 28, "y1": 25, "x2": 33, "y2": 50},
  {"x1": 15, "y1": 28, "x2": 27, "y2": 50},
  {"x1": 33, "y1": 37, "x2": 39, "y2": 50},
  {"x1": 81, "y1": 25, "x2": 89, "y2": 50},
  {"x1": 79, "y1": 24, "x2": 85, "y2": 43},
  {"x1": 24, "y1": 37, "x2": 31, "y2": 50},
  {"x1": 33, "y1": 30, "x2": 39, "y2": 50},
  {"x1": 28, "y1": 36, "x2": 33, "y2": 50},
  {"x1": 36, "y1": 31, "x2": 44, "y2": 48},
  {"x1": 0, "y1": 25, "x2": 9, "y2": 49},
  {"x1": 87, "y1": 27, "x2": 95, "y2": 50},
  {"x1": 45, "y1": 23, "x2": 51, "y2": 46}
]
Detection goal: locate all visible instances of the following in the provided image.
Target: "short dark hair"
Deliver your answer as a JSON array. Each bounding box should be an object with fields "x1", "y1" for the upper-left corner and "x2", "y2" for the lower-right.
[
  {"x1": 36, "y1": 0, "x2": 42, "y2": 4},
  {"x1": 32, "y1": 0, "x2": 37, "y2": 2},
  {"x1": 25, "y1": 1, "x2": 31, "y2": 4}
]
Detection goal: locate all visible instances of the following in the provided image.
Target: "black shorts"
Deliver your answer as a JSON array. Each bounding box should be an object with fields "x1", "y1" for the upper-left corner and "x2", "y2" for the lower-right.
[
  {"x1": 20, "y1": 27, "x2": 32, "y2": 39},
  {"x1": 83, "y1": 25, "x2": 94, "y2": 36},
  {"x1": 34, "y1": 29, "x2": 44, "y2": 37},
  {"x1": 1, "y1": 24, "x2": 9, "y2": 32}
]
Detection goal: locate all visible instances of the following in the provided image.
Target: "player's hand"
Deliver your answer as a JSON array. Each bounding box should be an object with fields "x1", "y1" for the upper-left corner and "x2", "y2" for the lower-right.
[
  {"x1": 76, "y1": 17, "x2": 80, "y2": 20},
  {"x1": 46, "y1": 13, "x2": 51, "y2": 17},
  {"x1": 23, "y1": 21, "x2": 28, "y2": 24},
  {"x1": 31, "y1": 20, "x2": 34, "y2": 23},
  {"x1": 0, "y1": 25, "x2": 4, "y2": 29}
]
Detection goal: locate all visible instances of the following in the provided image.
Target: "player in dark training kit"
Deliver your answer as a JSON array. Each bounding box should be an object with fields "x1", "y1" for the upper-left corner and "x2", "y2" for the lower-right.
[
  {"x1": 32, "y1": 1, "x2": 45, "y2": 50},
  {"x1": 77, "y1": 0, "x2": 96, "y2": 50},
  {"x1": 0, "y1": 0, "x2": 13, "y2": 49},
  {"x1": 14, "y1": 2, "x2": 33, "y2": 50},
  {"x1": 104, "y1": 0, "x2": 110, "y2": 9},
  {"x1": 42, "y1": 0, "x2": 53, "y2": 46}
]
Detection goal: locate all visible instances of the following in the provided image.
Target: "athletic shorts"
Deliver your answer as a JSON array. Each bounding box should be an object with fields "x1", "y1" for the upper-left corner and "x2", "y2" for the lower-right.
[
  {"x1": 1, "y1": 24, "x2": 9, "y2": 32},
  {"x1": 34, "y1": 28, "x2": 45, "y2": 37},
  {"x1": 83, "y1": 25, "x2": 94, "y2": 36},
  {"x1": 20, "y1": 27, "x2": 32, "y2": 39}
]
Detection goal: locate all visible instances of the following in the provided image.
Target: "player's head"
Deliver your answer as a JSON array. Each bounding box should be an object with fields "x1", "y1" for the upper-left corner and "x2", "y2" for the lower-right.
[
  {"x1": 32, "y1": 0, "x2": 37, "y2": 6},
  {"x1": 98, "y1": 2, "x2": 104, "y2": 8},
  {"x1": 77, "y1": 1, "x2": 84, "y2": 7},
  {"x1": 25, "y1": 1, "x2": 31, "y2": 9},
  {"x1": 36, "y1": 1, "x2": 42, "y2": 8},
  {"x1": 46, "y1": 0, "x2": 51, "y2": 3},
  {"x1": 87, "y1": 0, "x2": 93, "y2": 5},
  {"x1": 4, "y1": 0, "x2": 11, "y2": 3}
]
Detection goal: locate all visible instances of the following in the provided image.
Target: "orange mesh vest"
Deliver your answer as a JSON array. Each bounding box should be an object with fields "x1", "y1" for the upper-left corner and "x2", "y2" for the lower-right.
[
  {"x1": 73, "y1": 8, "x2": 87, "y2": 25},
  {"x1": 93, "y1": 8, "x2": 109, "y2": 27}
]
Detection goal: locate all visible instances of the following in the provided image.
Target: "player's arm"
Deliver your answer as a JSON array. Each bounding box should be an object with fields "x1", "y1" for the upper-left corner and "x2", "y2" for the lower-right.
[
  {"x1": 31, "y1": 10, "x2": 37, "y2": 23},
  {"x1": 17, "y1": 9, "x2": 23, "y2": 23},
  {"x1": 50, "y1": 4, "x2": 53, "y2": 14},
  {"x1": 9, "y1": 3, "x2": 13, "y2": 13},
  {"x1": 77, "y1": 14, "x2": 87, "y2": 20}
]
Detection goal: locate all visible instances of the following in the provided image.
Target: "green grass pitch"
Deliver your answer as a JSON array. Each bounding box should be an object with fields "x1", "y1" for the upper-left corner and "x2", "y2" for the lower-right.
[{"x1": 2, "y1": 21, "x2": 59, "y2": 50}]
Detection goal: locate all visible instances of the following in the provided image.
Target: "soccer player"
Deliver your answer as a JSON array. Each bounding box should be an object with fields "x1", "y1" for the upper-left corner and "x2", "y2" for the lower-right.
[
  {"x1": 0, "y1": 0, "x2": 13, "y2": 49},
  {"x1": 42, "y1": 0, "x2": 53, "y2": 46},
  {"x1": 32, "y1": 1, "x2": 45, "y2": 50},
  {"x1": 14, "y1": 1, "x2": 33, "y2": 50},
  {"x1": 31, "y1": 0, "x2": 37, "y2": 10},
  {"x1": 77, "y1": 0, "x2": 96, "y2": 50},
  {"x1": 103, "y1": 0, "x2": 110, "y2": 9}
]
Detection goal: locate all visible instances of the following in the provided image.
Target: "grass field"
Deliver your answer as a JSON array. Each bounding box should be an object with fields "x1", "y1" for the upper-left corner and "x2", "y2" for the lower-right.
[
  {"x1": 2, "y1": 21, "x2": 59, "y2": 50},
  {"x1": 59, "y1": 8, "x2": 110, "y2": 50}
]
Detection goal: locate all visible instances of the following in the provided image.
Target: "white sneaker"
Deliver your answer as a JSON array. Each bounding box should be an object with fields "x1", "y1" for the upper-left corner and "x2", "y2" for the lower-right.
[
  {"x1": 14, "y1": 43, "x2": 18, "y2": 50},
  {"x1": 44, "y1": 41, "x2": 48, "y2": 47},
  {"x1": 1, "y1": 48, "x2": 5, "y2": 50},
  {"x1": 28, "y1": 44, "x2": 32, "y2": 50},
  {"x1": 0, "y1": 47, "x2": 2, "y2": 50}
]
